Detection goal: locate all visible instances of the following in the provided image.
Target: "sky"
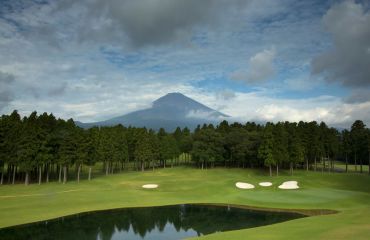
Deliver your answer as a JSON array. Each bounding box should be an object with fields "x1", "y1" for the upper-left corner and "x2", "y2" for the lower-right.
[{"x1": 0, "y1": 0, "x2": 369, "y2": 128}]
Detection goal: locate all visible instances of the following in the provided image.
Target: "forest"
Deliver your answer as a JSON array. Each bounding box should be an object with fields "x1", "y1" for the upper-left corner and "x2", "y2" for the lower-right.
[{"x1": 0, "y1": 110, "x2": 369, "y2": 185}]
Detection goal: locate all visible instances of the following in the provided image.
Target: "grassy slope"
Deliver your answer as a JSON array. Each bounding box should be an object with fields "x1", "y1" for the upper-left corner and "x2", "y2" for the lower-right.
[{"x1": 0, "y1": 167, "x2": 369, "y2": 239}]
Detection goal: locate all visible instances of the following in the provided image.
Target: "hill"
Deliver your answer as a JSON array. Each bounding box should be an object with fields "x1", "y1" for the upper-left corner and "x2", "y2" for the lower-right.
[{"x1": 76, "y1": 92, "x2": 229, "y2": 131}]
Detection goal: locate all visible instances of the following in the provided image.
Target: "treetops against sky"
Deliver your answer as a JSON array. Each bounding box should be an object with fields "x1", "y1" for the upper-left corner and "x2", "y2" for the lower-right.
[
  {"x1": 0, "y1": 0, "x2": 369, "y2": 127},
  {"x1": 1, "y1": 111, "x2": 369, "y2": 185}
]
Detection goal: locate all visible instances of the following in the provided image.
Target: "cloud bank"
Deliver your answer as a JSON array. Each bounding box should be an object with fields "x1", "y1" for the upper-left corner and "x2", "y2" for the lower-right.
[
  {"x1": 312, "y1": 0, "x2": 370, "y2": 90},
  {"x1": 0, "y1": 0, "x2": 369, "y2": 128}
]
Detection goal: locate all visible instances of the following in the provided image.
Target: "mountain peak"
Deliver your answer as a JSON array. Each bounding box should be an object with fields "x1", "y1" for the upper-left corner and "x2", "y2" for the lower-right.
[
  {"x1": 164, "y1": 92, "x2": 184, "y2": 97},
  {"x1": 77, "y1": 92, "x2": 229, "y2": 131},
  {"x1": 153, "y1": 92, "x2": 202, "y2": 108},
  {"x1": 154, "y1": 92, "x2": 190, "y2": 103}
]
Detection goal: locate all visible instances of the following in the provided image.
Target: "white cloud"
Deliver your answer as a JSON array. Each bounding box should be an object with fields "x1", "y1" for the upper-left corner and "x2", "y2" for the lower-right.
[
  {"x1": 186, "y1": 109, "x2": 222, "y2": 120},
  {"x1": 231, "y1": 48, "x2": 276, "y2": 84},
  {"x1": 184, "y1": 90, "x2": 370, "y2": 128},
  {"x1": 216, "y1": 89, "x2": 236, "y2": 100}
]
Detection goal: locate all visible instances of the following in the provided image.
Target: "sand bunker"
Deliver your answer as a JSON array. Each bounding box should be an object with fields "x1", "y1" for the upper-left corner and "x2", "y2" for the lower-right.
[
  {"x1": 235, "y1": 182, "x2": 255, "y2": 189},
  {"x1": 259, "y1": 182, "x2": 273, "y2": 187},
  {"x1": 142, "y1": 184, "x2": 158, "y2": 189},
  {"x1": 278, "y1": 181, "x2": 299, "y2": 189}
]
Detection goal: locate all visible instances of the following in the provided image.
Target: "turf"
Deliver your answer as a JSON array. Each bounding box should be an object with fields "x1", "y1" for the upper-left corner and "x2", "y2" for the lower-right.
[{"x1": 0, "y1": 167, "x2": 369, "y2": 239}]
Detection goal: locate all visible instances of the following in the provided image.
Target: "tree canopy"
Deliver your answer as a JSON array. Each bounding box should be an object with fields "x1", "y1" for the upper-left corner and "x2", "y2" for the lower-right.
[{"x1": 0, "y1": 110, "x2": 369, "y2": 185}]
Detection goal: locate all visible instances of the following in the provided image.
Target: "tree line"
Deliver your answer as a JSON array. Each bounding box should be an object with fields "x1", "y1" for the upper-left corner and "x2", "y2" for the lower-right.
[{"x1": 0, "y1": 110, "x2": 369, "y2": 185}]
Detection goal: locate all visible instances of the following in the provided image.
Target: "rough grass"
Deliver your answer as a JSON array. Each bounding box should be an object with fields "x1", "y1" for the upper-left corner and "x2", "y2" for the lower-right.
[{"x1": 0, "y1": 167, "x2": 369, "y2": 239}]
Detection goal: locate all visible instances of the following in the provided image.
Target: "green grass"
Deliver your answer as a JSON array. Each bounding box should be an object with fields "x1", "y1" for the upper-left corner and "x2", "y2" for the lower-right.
[
  {"x1": 333, "y1": 162, "x2": 369, "y2": 172},
  {"x1": 0, "y1": 167, "x2": 369, "y2": 239}
]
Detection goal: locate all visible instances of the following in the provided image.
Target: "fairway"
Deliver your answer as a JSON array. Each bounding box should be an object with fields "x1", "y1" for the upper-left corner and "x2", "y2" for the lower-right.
[{"x1": 0, "y1": 167, "x2": 369, "y2": 239}]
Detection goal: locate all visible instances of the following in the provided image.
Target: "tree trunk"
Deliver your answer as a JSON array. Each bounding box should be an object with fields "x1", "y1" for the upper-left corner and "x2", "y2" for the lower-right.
[
  {"x1": 63, "y1": 166, "x2": 67, "y2": 184},
  {"x1": 314, "y1": 156, "x2": 317, "y2": 171},
  {"x1": 77, "y1": 164, "x2": 81, "y2": 183},
  {"x1": 7, "y1": 164, "x2": 11, "y2": 183},
  {"x1": 323, "y1": 157, "x2": 326, "y2": 171},
  {"x1": 105, "y1": 163, "x2": 109, "y2": 175},
  {"x1": 269, "y1": 165, "x2": 272, "y2": 177},
  {"x1": 290, "y1": 162, "x2": 293, "y2": 175},
  {"x1": 12, "y1": 166, "x2": 16, "y2": 184},
  {"x1": 354, "y1": 151, "x2": 357, "y2": 172},
  {"x1": 88, "y1": 167, "x2": 92, "y2": 181},
  {"x1": 276, "y1": 164, "x2": 279, "y2": 176},
  {"x1": 201, "y1": 161, "x2": 204, "y2": 170},
  {"x1": 332, "y1": 159, "x2": 335, "y2": 171},
  {"x1": 141, "y1": 161, "x2": 144, "y2": 172},
  {"x1": 345, "y1": 153, "x2": 348, "y2": 173},
  {"x1": 25, "y1": 172, "x2": 29, "y2": 186},
  {"x1": 0, "y1": 171, "x2": 3, "y2": 185},
  {"x1": 38, "y1": 166, "x2": 42, "y2": 185},
  {"x1": 46, "y1": 165, "x2": 49, "y2": 183},
  {"x1": 163, "y1": 160, "x2": 166, "y2": 168},
  {"x1": 360, "y1": 158, "x2": 363, "y2": 173},
  {"x1": 306, "y1": 158, "x2": 309, "y2": 171},
  {"x1": 58, "y1": 166, "x2": 62, "y2": 183},
  {"x1": 368, "y1": 151, "x2": 370, "y2": 175}
]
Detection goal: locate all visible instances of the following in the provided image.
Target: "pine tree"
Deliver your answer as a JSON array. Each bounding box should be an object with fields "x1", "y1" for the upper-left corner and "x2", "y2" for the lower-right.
[
  {"x1": 135, "y1": 131, "x2": 155, "y2": 171},
  {"x1": 58, "y1": 119, "x2": 78, "y2": 184},
  {"x1": 273, "y1": 123, "x2": 288, "y2": 176},
  {"x1": 287, "y1": 124, "x2": 304, "y2": 175},
  {"x1": 341, "y1": 130, "x2": 351, "y2": 172},
  {"x1": 350, "y1": 120, "x2": 367, "y2": 173},
  {"x1": 258, "y1": 123, "x2": 275, "y2": 176}
]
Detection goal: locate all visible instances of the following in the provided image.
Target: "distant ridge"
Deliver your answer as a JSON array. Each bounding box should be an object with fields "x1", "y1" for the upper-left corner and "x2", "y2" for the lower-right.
[{"x1": 76, "y1": 92, "x2": 229, "y2": 131}]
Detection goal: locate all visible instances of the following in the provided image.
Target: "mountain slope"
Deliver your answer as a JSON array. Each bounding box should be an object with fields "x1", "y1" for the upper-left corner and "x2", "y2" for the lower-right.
[{"x1": 76, "y1": 93, "x2": 229, "y2": 131}]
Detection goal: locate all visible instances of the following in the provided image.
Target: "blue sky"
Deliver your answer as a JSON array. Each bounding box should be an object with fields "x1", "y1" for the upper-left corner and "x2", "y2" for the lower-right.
[{"x1": 0, "y1": 0, "x2": 369, "y2": 127}]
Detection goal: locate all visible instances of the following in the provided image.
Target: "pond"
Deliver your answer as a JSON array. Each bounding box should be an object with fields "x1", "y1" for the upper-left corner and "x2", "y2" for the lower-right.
[{"x1": 0, "y1": 204, "x2": 306, "y2": 240}]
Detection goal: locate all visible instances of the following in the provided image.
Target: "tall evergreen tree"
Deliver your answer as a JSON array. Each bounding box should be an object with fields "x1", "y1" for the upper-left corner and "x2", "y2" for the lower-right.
[
  {"x1": 273, "y1": 123, "x2": 289, "y2": 176},
  {"x1": 17, "y1": 112, "x2": 42, "y2": 185},
  {"x1": 258, "y1": 123, "x2": 275, "y2": 176},
  {"x1": 135, "y1": 131, "x2": 155, "y2": 171},
  {"x1": 85, "y1": 127, "x2": 99, "y2": 180},
  {"x1": 341, "y1": 129, "x2": 351, "y2": 172},
  {"x1": 58, "y1": 119, "x2": 78, "y2": 184},
  {"x1": 350, "y1": 120, "x2": 367, "y2": 173},
  {"x1": 287, "y1": 123, "x2": 304, "y2": 175}
]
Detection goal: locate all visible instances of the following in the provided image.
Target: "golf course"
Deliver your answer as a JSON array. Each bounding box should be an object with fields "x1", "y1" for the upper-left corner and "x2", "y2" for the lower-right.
[{"x1": 0, "y1": 167, "x2": 369, "y2": 239}]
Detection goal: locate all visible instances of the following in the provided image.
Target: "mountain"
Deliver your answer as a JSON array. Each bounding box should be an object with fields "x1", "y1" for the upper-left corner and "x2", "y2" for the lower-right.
[{"x1": 76, "y1": 92, "x2": 229, "y2": 131}]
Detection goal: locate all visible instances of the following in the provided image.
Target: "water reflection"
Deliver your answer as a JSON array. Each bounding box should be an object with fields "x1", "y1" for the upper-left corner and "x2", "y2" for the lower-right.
[{"x1": 0, "y1": 204, "x2": 306, "y2": 240}]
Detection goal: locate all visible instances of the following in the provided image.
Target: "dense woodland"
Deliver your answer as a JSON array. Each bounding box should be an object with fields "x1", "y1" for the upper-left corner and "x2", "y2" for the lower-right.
[{"x1": 0, "y1": 110, "x2": 369, "y2": 185}]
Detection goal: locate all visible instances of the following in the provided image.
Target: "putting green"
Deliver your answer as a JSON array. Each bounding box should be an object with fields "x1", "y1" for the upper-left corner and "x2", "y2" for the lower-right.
[{"x1": 0, "y1": 167, "x2": 369, "y2": 239}]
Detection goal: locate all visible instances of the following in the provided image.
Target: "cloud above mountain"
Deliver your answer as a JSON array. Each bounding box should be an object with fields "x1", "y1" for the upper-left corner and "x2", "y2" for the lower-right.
[
  {"x1": 0, "y1": 0, "x2": 370, "y2": 128},
  {"x1": 53, "y1": 0, "x2": 249, "y2": 48}
]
